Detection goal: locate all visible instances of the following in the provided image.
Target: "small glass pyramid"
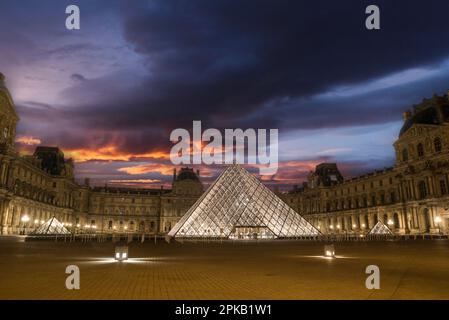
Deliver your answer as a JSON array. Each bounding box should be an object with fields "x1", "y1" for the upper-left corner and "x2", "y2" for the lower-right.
[
  {"x1": 167, "y1": 165, "x2": 320, "y2": 240},
  {"x1": 31, "y1": 217, "x2": 71, "y2": 235},
  {"x1": 368, "y1": 221, "x2": 393, "y2": 235}
]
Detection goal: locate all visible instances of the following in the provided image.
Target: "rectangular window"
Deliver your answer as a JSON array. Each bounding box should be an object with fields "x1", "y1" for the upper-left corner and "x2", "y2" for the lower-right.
[{"x1": 440, "y1": 180, "x2": 447, "y2": 195}]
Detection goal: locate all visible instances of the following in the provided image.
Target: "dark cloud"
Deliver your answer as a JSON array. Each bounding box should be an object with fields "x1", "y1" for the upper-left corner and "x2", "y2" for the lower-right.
[
  {"x1": 61, "y1": 0, "x2": 449, "y2": 130},
  {"x1": 4, "y1": 0, "x2": 449, "y2": 181},
  {"x1": 70, "y1": 73, "x2": 87, "y2": 83}
]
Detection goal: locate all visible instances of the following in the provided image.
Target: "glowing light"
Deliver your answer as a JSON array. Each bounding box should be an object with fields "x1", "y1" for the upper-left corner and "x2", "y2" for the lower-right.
[
  {"x1": 336, "y1": 224, "x2": 341, "y2": 229},
  {"x1": 34, "y1": 219, "x2": 39, "y2": 224},
  {"x1": 387, "y1": 219, "x2": 394, "y2": 226},
  {"x1": 124, "y1": 226, "x2": 128, "y2": 230},
  {"x1": 115, "y1": 246, "x2": 129, "y2": 261},
  {"x1": 329, "y1": 225, "x2": 334, "y2": 229},
  {"x1": 21, "y1": 215, "x2": 30, "y2": 223},
  {"x1": 434, "y1": 216, "x2": 442, "y2": 224},
  {"x1": 40, "y1": 220, "x2": 45, "y2": 224},
  {"x1": 352, "y1": 224, "x2": 356, "y2": 228},
  {"x1": 76, "y1": 223, "x2": 81, "y2": 228},
  {"x1": 324, "y1": 244, "x2": 335, "y2": 258},
  {"x1": 361, "y1": 223, "x2": 366, "y2": 228}
]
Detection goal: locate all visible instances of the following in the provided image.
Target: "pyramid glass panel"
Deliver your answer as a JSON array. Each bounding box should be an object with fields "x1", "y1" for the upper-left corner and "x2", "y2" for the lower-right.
[
  {"x1": 167, "y1": 165, "x2": 320, "y2": 240},
  {"x1": 368, "y1": 221, "x2": 393, "y2": 235},
  {"x1": 31, "y1": 217, "x2": 71, "y2": 235}
]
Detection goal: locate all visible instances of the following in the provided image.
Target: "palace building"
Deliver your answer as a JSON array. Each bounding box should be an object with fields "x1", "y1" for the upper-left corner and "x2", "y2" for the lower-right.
[
  {"x1": 283, "y1": 93, "x2": 449, "y2": 235},
  {"x1": 0, "y1": 73, "x2": 203, "y2": 235},
  {"x1": 0, "y1": 72, "x2": 448, "y2": 236}
]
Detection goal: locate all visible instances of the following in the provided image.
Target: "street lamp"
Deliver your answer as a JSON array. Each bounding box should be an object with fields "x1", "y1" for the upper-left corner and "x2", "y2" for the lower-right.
[
  {"x1": 21, "y1": 215, "x2": 30, "y2": 235},
  {"x1": 434, "y1": 216, "x2": 442, "y2": 234}
]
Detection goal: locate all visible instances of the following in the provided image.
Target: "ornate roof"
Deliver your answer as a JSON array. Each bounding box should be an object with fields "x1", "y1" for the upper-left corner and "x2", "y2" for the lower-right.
[
  {"x1": 176, "y1": 167, "x2": 200, "y2": 182},
  {"x1": 399, "y1": 93, "x2": 449, "y2": 137}
]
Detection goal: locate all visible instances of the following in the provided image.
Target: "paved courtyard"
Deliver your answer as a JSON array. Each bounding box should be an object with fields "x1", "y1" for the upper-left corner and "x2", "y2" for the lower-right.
[{"x1": 0, "y1": 236, "x2": 448, "y2": 299}]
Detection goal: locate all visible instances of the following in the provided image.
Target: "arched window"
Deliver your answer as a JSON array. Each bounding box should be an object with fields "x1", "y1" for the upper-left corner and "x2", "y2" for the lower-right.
[
  {"x1": 402, "y1": 148, "x2": 409, "y2": 161},
  {"x1": 418, "y1": 181, "x2": 427, "y2": 199},
  {"x1": 417, "y1": 143, "x2": 424, "y2": 158},
  {"x1": 434, "y1": 137, "x2": 442, "y2": 153}
]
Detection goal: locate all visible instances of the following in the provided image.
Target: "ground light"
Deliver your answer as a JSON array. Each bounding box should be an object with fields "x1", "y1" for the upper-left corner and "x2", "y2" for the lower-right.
[
  {"x1": 115, "y1": 246, "x2": 128, "y2": 261},
  {"x1": 324, "y1": 244, "x2": 335, "y2": 258}
]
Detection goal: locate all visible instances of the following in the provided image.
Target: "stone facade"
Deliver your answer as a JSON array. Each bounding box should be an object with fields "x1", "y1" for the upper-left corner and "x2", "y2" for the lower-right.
[{"x1": 283, "y1": 93, "x2": 449, "y2": 235}]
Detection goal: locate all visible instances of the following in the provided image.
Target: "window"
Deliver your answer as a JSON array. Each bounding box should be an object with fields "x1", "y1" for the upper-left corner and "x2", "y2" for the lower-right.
[
  {"x1": 418, "y1": 181, "x2": 427, "y2": 199},
  {"x1": 402, "y1": 148, "x2": 409, "y2": 161},
  {"x1": 371, "y1": 195, "x2": 376, "y2": 206},
  {"x1": 417, "y1": 143, "x2": 424, "y2": 158},
  {"x1": 440, "y1": 180, "x2": 447, "y2": 195},
  {"x1": 434, "y1": 137, "x2": 442, "y2": 153},
  {"x1": 108, "y1": 221, "x2": 113, "y2": 229},
  {"x1": 390, "y1": 192, "x2": 396, "y2": 203}
]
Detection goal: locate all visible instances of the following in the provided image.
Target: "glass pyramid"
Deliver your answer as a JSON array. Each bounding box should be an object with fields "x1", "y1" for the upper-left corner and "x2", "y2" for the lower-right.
[
  {"x1": 368, "y1": 221, "x2": 393, "y2": 235},
  {"x1": 31, "y1": 217, "x2": 71, "y2": 235},
  {"x1": 167, "y1": 165, "x2": 320, "y2": 240}
]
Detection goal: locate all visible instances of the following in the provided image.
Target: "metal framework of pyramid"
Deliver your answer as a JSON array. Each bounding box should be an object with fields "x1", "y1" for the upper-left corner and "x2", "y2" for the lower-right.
[
  {"x1": 167, "y1": 165, "x2": 320, "y2": 241},
  {"x1": 368, "y1": 221, "x2": 393, "y2": 235},
  {"x1": 31, "y1": 217, "x2": 71, "y2": 235}
]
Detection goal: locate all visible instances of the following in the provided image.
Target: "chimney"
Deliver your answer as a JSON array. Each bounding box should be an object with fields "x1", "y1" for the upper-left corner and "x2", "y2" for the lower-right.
[
  {"x1": 196, "y1": 169, "x2": 200, "y2": 177},
  {"x1": 173, "y1": 168, "x2": 177, "y2": 181},
  {"x1": 84, "y1": 178, "x2": 90, "y2": 187}
]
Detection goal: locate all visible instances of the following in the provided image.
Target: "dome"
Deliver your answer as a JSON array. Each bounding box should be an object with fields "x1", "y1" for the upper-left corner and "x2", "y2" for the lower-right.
[
  {"x1": 176, "y1": 167, "x2": 200, "y2": 182},
  {"x1": 399, "y1": 93, "x2": 449, "y2": 137}
]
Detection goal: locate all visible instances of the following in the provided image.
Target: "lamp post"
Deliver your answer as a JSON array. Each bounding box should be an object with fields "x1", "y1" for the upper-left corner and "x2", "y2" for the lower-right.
[
  {"x1": 21, "y1": 214, "x2": 30, "y2": 235},
  {"x1": 434, "y1": 216, "x2": 442, "y2": 235}
]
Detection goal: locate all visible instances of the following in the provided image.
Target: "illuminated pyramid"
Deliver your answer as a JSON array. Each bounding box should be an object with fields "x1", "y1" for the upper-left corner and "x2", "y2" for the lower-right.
[
  {"x1": 368, "y1": 221, "x2": 393, "y2": 235},
  {"x1": 31, "y1": 217, "x2": 71, "y2": 235},
  {"x1": 167, "y1": 165, "x2": 320, "y2": 241}
]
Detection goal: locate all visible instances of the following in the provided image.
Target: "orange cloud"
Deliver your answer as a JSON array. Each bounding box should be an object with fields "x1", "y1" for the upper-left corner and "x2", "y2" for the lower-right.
[
  {"x1": 118, "y1": 163, "x2": 175, "y2": 175},
  {"x1": 65, "y1": 145, "x2": 169, "y2": 162},
  {"x1": 16, "y1": 135, "x2": 41, "y2": 146}
]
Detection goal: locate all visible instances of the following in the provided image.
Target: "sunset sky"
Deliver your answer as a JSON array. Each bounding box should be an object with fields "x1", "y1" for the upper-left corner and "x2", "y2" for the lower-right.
[{"x1": 1, "y1": 0, "x2": 449, "y2": 189}]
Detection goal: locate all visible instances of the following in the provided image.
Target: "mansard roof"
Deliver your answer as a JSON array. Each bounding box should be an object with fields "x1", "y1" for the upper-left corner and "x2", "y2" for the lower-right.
[{"x1": 399, "y1": 93, "x2": 449, "y2": 137}]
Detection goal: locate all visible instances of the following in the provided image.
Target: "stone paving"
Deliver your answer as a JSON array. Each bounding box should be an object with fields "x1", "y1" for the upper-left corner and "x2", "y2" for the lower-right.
[{"x1": 0, "y1": 236, "x2": 448, "y2": 299}]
